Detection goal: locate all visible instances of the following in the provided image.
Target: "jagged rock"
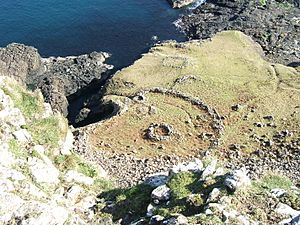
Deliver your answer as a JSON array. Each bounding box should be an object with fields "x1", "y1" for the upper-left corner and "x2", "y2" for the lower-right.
[
  {"x1": 271, "y1": 188, "x2": 287, "y2": 198},
  {"x1": 65, "y1": 185, "x2": 83, "y2": 202},
  {"x1": 292, "y1": 214, "x2": 300, "y2": 225},
  {"x1": 0, "y1": 192, "x2": 25, "y2": 222},
  {"x1": 0, "y1": 43, "x2": 42, "y2": 83},
  {"x1": 145, "y1": 172, "x2": 169, "y2": 188},
  {"x1": 150, "y1": 215, "x2": 164, "y2": 224},
  {"x1": 151, "y1": 185, "x2": 171, "y2": 202},
  {"x1": 14, "y1": 201, "x2": 69, "y2": 225},
  {"x1": 0, "y1": 43, "x2": 113, "y2": 118},
  {"x1": 0, "y1": 179, "x2": 15, "y2": 192},
  {"x1": 38, "y1": 76, "x2": 69, "y2": 116},
  {"x1": 61, "y1": 129, "x2": 74, "y2": 155},
  {"x1": 22, "y1": 183, "x2": 47, "y2": 199},
  {"x1": 224, "y1": 168, "x2": 250, "y2": 192},
  {"x1": 42, "y1": 102, "x2": 53, "y2": 118},
  {"x1": 201, "y1": 159, "x2": 217, "y2": 180},
  {"x1": 65, "y1": 170, "x2": 94, "y2": 186},
  {"x1": 168, "y1": 0, "x2": 195, "y2": 8},
  {"x1": 0, "y1": 143, "x2": 15, "y2": 167},
  {"x1": 13, "y1": 129, "x2": 32, "y2": 142},
  {"x1": 7, "y1": 169, "x2": 26, "y2": 181},
  {"x1": 164, "y1": 214, "x2": 188, "y2": 225},
  {"x1": 147, "y1": 203, "x2": 156, "y2": 217},
  {"x1": 170, "y1": 159, "x2": 203, "y2": 175},
  {"x1": 276, "y1": 203, "x2": 300, "y2": 217},
  {"x1": 180, "y1": 0, "x2": 300, "y2": 65},
  {"x1": 28, "y1": 157, "x2": 60, "y2": 184}
]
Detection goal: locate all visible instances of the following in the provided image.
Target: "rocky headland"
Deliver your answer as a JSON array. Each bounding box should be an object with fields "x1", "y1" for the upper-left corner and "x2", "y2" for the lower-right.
[
  {"x1": 0, "y1": 43, "x2": 113, "y2": 117},
  {"x1": 179, "y1": 0, "x2": 300, "y2": 65}
]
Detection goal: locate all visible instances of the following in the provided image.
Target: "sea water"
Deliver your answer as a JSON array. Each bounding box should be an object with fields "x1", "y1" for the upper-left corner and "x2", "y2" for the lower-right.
[{"x1": 0, "y1": 0, "x2": 186, "y2": 68}]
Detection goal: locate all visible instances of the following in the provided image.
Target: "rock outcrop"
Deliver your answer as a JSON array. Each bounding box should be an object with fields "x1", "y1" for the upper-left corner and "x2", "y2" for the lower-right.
[
  {"x1": 0, "y1": 43, "x2": 42, "y2": 83},
  {"x1": 0, "y1": 43, "x2": 113, "y2": 117},
  {"x1": 0, "y1": 76, "x2": 110, "y2": 224},
  {"x1": 179, "y1": 0, "x2": 300, "y2": 65}
]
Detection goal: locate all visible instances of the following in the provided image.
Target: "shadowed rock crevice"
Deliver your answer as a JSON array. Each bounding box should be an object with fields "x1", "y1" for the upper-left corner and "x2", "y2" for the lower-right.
[{"x1": 0, "y1": 43, "x2": 114, "y2": 120}]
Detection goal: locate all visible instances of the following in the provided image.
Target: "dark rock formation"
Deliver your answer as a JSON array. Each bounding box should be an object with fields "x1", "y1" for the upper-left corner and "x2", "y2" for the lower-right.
[
  {"x1": 38, "y1": 76, "x2": 69, "y2": 116},
  {"x1": 0, "y1": 43, "x2": 113, "y2": 117},
  {"x1": 179, "y1": 0, "x2": 300, "y2": 65},
  {"x1": 0, "y1": 43, "x2": 42, "y2": 83}
]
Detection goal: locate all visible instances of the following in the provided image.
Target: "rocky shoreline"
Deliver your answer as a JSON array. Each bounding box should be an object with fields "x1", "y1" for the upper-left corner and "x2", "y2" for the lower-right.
[
  {"x1": 178, "y1": 0, "x2": 300, "y2": 65},
  {"x1": 0, "y1": 43, "x2": 113, "y2": 119}
]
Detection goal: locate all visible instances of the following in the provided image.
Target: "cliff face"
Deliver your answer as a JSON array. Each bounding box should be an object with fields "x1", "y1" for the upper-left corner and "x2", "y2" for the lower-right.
[
  {"x1": 0, "y1": 76, "x2": 110, "y2": 224},
  {"x1": 0, "y1": 43, "x2": 113, "y2": 117}
]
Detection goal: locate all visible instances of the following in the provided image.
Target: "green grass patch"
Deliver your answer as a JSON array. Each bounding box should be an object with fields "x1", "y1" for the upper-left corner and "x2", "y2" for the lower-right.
[
  {"x1": 78, "y1": 162, "x2": 98, "y2": 178},
  {"x1": 167, "y1": 172, "x2": 201, "y2": 200},
  {"x1": 100, "y1": 184, "x2": 154, "y2": 221},
  {"x1": 2, "y1": 85, "x2": 43, "y2": 118},
  {"x1": 8, "y1": 139, "x2": 28, "y2": 159},
  {"x1": 254, "y1": 173, "x2": 293, "y2": 191},
  {"x1": 26, "y1": 116, "x2": 61, "y2": 149}
]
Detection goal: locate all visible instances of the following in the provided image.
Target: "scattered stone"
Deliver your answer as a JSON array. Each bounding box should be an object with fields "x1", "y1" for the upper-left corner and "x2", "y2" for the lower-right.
[
  {"x1": 231, "y1": 104, "x2": 241, "y2": 111},
  {"x1": 207, "y1": 188, "x2": 221, "y2": 203},
  {"x1": 65, "y1": 170, "x2": 94, "y2": 186},
  {"x1": 276, "y1": 203, "x2": 300, "y2": 218},
  {"x1": 271, "y1": 188, "x2": 287, "y2": 198},
  {"x1": 163, "y1": 214, "x2": 188, "y2": 224},
  {"x1": 13, "y1": 129, "x2": 31, "y2": 144},
  {"x1": 201, "y1": 159, "x2": 217, "y2": 180},
  {"x1": 170, "y1": 159, "x2": 203, "y2": 175},
  {"x1": 151, "y1": 185, "x2": 171, "y2": 202},
  {"x1": 144, "y1": 172, "x2": 169, "y2": 188},
  {"x1": 28, "y1": 157, "x2": 60, "y2": 184},
  {"x1": 263, "y1": 115, "x2": 274, "y2": 120},
  {"x1": 167, "y1": 0, "x2": 195, "y2": 8},
  {"x1": 147, "y1": 203, "x2": 156, "y2": 217},
  {"x1": 65, "y1": 185, "x2": 83, "y2": 202},
  {"x1": 150, "y1": 215, "x2": 164, "y2": 224},
  {"x1": 224, "y1": 168, "x2": 250, "y2": 192}
]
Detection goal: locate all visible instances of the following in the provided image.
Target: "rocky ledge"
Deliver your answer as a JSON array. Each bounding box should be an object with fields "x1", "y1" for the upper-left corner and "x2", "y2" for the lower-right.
[{"x1": 0, "y1": 43, "x2": 113, "y2": 117}]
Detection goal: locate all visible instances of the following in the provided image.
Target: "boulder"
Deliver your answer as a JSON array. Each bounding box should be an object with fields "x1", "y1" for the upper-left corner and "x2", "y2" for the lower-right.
[
  {"x1": 224, "y1": 168, "x2": 250, "y2": 192},
  {"x1": 292, "y1": 214, "x2": 300, "y2": 225},
  {"x1": 28, "y1": 157, "x2": 60, "y2": 184},
  {"x1": 65, "y1": 170, "x2": 94, "y2": 186},
  {"x1": 12, "y1": 129, "x2": 32, "y2": 143},
  {"x1": 151, "y1": 184, "x2": 171, "y2": 202}
]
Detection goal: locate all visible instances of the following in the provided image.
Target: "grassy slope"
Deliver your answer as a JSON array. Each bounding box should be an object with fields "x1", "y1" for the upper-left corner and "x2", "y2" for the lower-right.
[{"x1": 89, "y1": 31, "x2": 300, "y2": 158}]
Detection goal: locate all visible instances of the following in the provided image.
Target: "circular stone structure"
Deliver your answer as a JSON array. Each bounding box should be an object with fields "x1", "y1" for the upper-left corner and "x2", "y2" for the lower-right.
[{"x1": 145, "y1": 123, "x2": 173, "y2": 142}]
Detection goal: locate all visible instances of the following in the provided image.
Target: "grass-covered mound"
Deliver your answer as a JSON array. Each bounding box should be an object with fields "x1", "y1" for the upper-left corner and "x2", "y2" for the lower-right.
[{"x1": 88, "y1": 31, "x2": 300, "y2": 159}]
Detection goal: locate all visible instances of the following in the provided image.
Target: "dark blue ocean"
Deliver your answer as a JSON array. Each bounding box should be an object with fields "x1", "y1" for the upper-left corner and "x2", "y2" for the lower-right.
[{"x1": 0, "y1": 0, "x2": 188, "y2": 68}]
